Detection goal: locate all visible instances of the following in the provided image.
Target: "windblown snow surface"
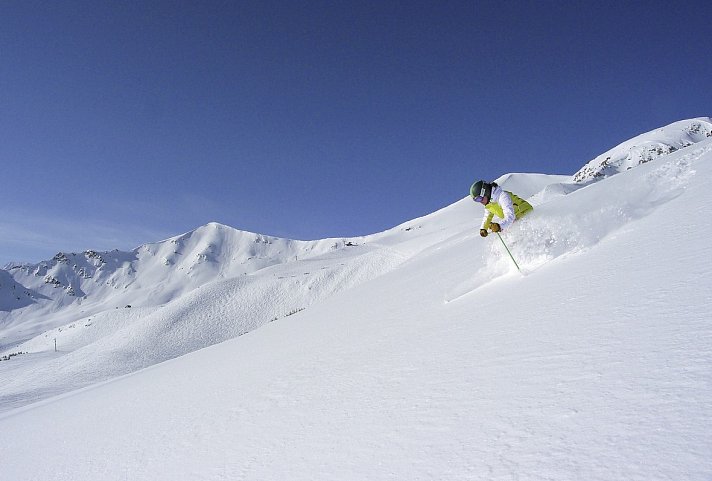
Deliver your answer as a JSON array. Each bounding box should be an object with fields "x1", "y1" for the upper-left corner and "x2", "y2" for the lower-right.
[{"x1": 1, "y1": 121, "x2": 711, "y2": 480}]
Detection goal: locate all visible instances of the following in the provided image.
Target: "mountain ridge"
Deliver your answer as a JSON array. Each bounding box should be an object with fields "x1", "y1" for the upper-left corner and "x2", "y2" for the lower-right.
[{"x1": 572, "y1": 117, "x2": 712, "y2": 182}]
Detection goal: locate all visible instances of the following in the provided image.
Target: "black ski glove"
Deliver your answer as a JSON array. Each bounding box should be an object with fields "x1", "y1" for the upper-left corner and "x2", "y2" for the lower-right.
[
  {"x1": 490, "y1": 223, "x2": 501, "y2": 233},
  {"x1": 479, "y1": 229, "x2": 488, "y2": 238}
]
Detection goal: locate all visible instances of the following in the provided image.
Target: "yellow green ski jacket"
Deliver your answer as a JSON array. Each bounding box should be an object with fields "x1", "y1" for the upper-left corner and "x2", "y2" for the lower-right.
[{"x1": 480, "y1": 186, "x2": 533, "y2": 231}]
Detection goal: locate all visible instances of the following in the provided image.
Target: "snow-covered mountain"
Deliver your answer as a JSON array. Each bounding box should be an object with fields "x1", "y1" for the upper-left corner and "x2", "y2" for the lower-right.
[
  {"x1": 0, "y1": 221, "x2": 428, "y2": 350},
  {"x1": 1, "y1": 223, "x2": 362, "y2": 315},
  {"x1": 1, "y1": 119, "x2": 711, "y2": 481},
  {"x1": 573, "y1": 117, "x2": 711, "y2": 182}
]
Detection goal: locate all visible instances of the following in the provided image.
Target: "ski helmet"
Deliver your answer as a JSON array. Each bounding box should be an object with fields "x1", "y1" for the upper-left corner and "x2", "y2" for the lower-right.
[{"x1": 470, "y1": 180, "x2": 492, "y2": 202}]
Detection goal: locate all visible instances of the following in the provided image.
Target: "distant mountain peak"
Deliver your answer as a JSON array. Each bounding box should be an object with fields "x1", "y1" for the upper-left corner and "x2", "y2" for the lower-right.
[{"x1": 201, "y1": 221, "x2": 234, "y2": 230}]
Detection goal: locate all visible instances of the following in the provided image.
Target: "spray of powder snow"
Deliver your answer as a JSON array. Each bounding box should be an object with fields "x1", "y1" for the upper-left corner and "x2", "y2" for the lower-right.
[
  {"x1": 489, "y1": 155, "x2": 696, "y2": 275},
  {"x1": 446, "y1": 155, "x2": 697, "y2": 302}
]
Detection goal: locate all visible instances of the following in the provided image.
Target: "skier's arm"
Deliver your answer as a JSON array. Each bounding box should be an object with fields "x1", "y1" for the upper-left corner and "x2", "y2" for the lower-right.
[
  {"x1": 481, "y1": 210, "x2": 494, "y2": 230},
  {"x1": 497, "y1": 191, "x2": 516, "y2": 230}
]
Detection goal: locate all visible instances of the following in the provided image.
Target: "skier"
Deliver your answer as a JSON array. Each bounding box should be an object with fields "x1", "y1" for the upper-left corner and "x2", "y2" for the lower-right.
[{"x1": 470, "y1": 180, "x2": 533, "y2": 237}]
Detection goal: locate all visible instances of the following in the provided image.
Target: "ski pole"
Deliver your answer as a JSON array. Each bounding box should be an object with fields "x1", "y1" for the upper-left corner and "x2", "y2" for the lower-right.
[{"x1": 496, "y1": 232, "x2": 521, "y2": 272}]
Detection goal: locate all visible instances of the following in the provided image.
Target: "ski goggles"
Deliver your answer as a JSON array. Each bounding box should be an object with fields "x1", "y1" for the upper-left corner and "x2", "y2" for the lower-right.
[{"x1": 473, "y1": 195, "x2": 485, "y2": 203}]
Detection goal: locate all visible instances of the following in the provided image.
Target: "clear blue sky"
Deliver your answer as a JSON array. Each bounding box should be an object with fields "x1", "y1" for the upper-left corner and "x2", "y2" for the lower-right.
[{"x1": 1, "y1": 1, "x2": 710, "y2": 265}]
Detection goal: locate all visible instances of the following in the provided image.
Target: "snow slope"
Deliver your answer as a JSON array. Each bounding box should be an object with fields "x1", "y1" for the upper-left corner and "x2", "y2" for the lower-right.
[
  {"x1": 0, "y1": 225, "x2": 454, "y2": 411},
  {"x1": 1, "y1": 123, "x2": 711, "y2": 480}
]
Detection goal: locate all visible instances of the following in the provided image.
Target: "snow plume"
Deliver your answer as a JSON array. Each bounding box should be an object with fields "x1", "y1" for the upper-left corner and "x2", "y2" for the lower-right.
[
  {"x1": 512, "y1": 147, "x2": 698, "y2": 272},
  {"x1": 450, "y1": 138, "x2": 702, "y2": 298}
]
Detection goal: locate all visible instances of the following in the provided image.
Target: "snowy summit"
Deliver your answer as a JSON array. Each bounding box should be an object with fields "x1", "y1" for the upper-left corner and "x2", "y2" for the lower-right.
[
  {"x1": 1, "y1": 118, "x2": 711, "y2": 481},
  {"x1": 572, "y1": 117, "x2": 712, "y2": 182}
]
